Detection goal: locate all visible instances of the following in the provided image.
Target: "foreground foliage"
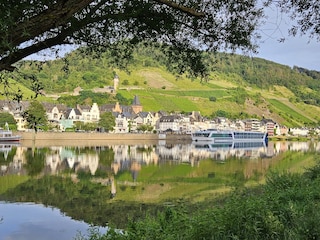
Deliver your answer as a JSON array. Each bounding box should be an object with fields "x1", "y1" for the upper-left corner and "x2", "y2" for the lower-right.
[
  {"x1": 78, "y1": 155, "x2": 320, "y2": 240},
  {"x1": 0, "y1": 0, "x2": 264, "y2": 74}
]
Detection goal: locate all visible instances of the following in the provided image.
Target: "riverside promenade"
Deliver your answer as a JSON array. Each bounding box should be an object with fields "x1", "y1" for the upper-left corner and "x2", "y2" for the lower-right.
[{"x1": 18, "y1": 131, "x2": 192, "y2": 147}]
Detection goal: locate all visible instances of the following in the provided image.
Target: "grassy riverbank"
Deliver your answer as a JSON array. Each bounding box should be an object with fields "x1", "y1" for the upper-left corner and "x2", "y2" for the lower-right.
[{"x1": 76, "y1": 153, "x2": 320, "y2": 240}]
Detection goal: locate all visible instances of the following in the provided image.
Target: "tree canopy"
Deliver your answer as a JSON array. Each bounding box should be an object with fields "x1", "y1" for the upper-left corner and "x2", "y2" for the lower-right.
[
  {"x1": 22, "y1": 100, "x2": 48, "y2": 131},
  {"x1": 98, "y1": 112, "x2": 115, "y2": 132},
  {"x1": 0, "y1": 112, "x2": 17, "y2": 130},
  {"x1": 0, "y1": 0, "x2": 319, "y2": 76}
]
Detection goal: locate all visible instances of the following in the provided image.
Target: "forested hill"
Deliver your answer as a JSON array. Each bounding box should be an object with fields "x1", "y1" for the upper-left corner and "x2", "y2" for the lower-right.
[
  {"x1": 210, "y1": 54, "x2": 320, "y2": 105},
  {"x1": 11, "y1": 44, "x2": 320, "y2": 127}
]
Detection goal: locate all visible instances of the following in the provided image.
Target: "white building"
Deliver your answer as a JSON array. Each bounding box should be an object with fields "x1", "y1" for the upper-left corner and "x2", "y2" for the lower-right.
[{"x1": 77, "y1": 103, "x2": 100, "y2": 123}]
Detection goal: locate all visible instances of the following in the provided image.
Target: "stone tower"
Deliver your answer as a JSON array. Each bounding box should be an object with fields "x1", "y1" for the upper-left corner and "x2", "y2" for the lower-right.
[{"x1": 113, "y1": 74, "x2": 119, "y2": 91}]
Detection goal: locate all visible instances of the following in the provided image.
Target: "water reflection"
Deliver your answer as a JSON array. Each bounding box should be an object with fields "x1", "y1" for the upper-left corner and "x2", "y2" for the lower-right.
[
  {"x1": 1, "y1": 140, "x2": 319, "y2": 235},
  {"x1": 0, "y1": 141, "x2": 320, "y2": 177},
  {"x1": 0, "y1": 201, "x2": 107, "y2": 240}
]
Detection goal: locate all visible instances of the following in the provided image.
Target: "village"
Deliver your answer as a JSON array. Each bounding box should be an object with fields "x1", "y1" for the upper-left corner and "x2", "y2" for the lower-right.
[{"x1": 0, "y1": 95, "x2": 318, "y2": 138}]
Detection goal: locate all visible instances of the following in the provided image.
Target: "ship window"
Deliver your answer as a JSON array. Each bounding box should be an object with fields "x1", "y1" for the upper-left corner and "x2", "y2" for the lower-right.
[{"x1": 211, "y1": 133, "x2": 232, "y2": 138}]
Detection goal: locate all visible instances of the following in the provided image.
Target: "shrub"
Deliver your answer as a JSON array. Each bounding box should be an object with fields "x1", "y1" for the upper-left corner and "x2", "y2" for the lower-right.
[{"x1": 209, "y1": 96, "x2": 217, "y2": 102}]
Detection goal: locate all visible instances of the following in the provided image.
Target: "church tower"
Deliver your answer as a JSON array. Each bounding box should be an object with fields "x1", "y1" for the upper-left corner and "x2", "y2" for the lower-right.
[{"x1": 131, "y1": 95, "x2": 143, "y2": 114}]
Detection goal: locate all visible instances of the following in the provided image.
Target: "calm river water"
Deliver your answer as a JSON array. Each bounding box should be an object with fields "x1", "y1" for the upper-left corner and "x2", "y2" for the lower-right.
[{"x1": 0, "y1": 140, "x2": 319, "y2": 239}]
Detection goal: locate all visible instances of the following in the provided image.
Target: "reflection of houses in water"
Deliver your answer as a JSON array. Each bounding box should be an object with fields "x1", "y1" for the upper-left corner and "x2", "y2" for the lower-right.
[
  {"x1": 59, "y1": 147, "x2": 99, "y2": 175},
  {"x1": 287, "y1": 141, "x2": 310, "y2": 151},
  {"x1": 11, "y1": 144, "x2": 25, "y2": 174},
  {"x1": 43, "y1": 147, "x2": 99, "y2": 175},
  {"x1": 45, "y1": 147, "x2": 62, "y2": 174},
  {"x1": 111, "y1": 162, "x2": 120, "y2": 174},
  {"x1": 272, "y1": 141, "x2": 314, "y2": 154},
  {"x1": 157, "y1": 144, "x2": 190, "y2": 161},
  {"x1": 131, "y1": 161, "x2": 141, "y2": 181},
  {"x1": 0, "y1": 143, "x2": 25, "y2": 175},
  {"x1": 110, "y1": 176, "x2": 116, "y2": 198},
  {"x1": 2, "y1": 141, "x2": 320, "y2": 177},
  {"x1": 156, "y1": 144, "x2": 199, "y2": 166},
  {"x1": 112, "y1": 144, "x2": 159, "y2": 180},
  {"x1": 72, "y1": 152, "x2": 99, "y2": 175},
  {"x1": 113, "y1": 145, "x2": 158, "y2": 165}
]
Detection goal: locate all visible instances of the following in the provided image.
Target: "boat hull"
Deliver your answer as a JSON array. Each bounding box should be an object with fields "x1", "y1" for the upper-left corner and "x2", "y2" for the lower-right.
[{"x1": 0, "y1": 137, "x2": 21, "y2": 142}]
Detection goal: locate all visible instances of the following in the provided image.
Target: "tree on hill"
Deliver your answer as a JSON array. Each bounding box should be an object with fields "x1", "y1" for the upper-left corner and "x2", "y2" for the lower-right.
[{"x1": 1, "y1": 0, "x2": 319, "y2": 76}]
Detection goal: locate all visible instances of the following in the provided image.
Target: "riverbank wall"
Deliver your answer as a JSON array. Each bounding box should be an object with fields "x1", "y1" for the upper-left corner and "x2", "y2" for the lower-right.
[{"x1": 18, "y1": 132, "x2": 192, "y2": 147}]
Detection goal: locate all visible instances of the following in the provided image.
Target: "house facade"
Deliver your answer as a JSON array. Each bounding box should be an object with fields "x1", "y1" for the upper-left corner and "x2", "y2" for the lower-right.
[{"x1": 158, "y1": 115, "x2": 187, "y2": 133}]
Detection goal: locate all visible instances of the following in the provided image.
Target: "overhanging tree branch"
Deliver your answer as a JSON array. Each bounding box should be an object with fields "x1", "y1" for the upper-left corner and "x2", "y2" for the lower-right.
[
  {"x1": 0, "y1": 0, "x2": 274, "y2": 74},
  {"x1": 153, "y1": 0, "x2": 205, "y2": 17},
  {"x1": 1, "y1": 0, "x2": 94, "y2": 54},
  {"x1": 0, "y1": 29, "x2": 73, "y2": 71}
]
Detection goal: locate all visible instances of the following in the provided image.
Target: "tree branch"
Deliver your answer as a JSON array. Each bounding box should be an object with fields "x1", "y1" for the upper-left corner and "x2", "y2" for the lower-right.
[
  {"x1": 1, "y1": 0, "x2": 94, "y2": 53},
  {"x1": 153, "y1": 0, "x2": 205, "y2": 17},
  {"x1": 0, "y1": 29, "x2": 73, "y2": 71}
]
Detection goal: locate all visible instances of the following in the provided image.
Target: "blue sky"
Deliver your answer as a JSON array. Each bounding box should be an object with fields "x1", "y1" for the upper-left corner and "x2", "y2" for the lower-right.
[
  {"x1": 254, "y1": 6, "x2": 320, "y2": 71},
  {"x1": 256, "y1": 36, "x2": 319, "y2": 71}
]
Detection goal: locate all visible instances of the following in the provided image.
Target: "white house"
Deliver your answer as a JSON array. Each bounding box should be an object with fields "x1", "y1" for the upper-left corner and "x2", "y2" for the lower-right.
[
  {"x1": 65, "y1": 108, "x2": 82, "y2": 121},
  {"x1": 289, "y1": 128, "x2": 309, "y2": 136},
  {"x1": 77, "y1": 103, "x2": 100, "y2": 123},
  {"x1": 113, "y1": 113, "x2": 130, "y2": 133},
  {"x1": 158, "y1": 115, "x2": 184, "y2": 133},
  {"x1": 44, "y1": 103, "x2": 67, "y2": 122}
]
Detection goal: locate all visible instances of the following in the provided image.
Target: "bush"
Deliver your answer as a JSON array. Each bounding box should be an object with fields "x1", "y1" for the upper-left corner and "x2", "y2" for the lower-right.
[
  {"x1": 209, "y1": 96, "x2": 216, "y2": 102},
  {"x1": 122, "y1": 79, "x2": 129, "y2": 85}
]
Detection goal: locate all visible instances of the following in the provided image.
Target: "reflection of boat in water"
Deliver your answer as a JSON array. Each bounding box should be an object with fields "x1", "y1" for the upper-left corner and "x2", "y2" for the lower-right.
[
  {"x1": 191, "y1": 129, "x2": 268, "y2": 143},
  {"x1": 0, "y1": 142, "x2": 20, "y2": 160},
  {"x1": 192, "y1": 141, "x2": 267, "y2": 151},
  {"x1": 0, "y1": 142, "x2": 20, "y2": 151}
]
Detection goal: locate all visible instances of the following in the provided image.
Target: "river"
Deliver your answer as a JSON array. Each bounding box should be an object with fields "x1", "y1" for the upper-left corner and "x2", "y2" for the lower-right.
[{"x1": 0, "y1": 140, "x2": 319, "y2": 239}]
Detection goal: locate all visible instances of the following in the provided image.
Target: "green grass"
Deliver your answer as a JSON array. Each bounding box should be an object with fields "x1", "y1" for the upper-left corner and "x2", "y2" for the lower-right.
[
  {"x1": 268, "y1": 99, "x2": 314, "y2": 126},
  {"x1": 0, "y1": 79, "x2": 47, "y2": 101},
  {"x1": 270, "y1": 151, "x2": 317, "y2": 173},
  {"x1": 0, "y1": 175, "x2": 29, "y2": 194},
  {"x1": 149, "y1": 89, "x2": 228, "y2": 98}
]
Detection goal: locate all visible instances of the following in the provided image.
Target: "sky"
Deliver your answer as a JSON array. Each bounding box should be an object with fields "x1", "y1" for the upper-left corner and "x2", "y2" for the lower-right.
[
  {"x1": 253, "y1": 6, "x2": 320, "y2": 71},
  {"x1": 256, "y1": 36, "x2": 319, "y2": 71}
]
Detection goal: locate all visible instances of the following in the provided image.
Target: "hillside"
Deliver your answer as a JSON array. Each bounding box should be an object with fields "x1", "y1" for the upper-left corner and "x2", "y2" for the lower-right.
[{"x1": 6, "y1": 45, "x2": 320, "y2": 127}]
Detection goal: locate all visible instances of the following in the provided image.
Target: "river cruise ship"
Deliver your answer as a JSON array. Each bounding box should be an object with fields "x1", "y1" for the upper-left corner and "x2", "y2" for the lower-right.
[{"x1": 191, "y1": 129, "x2": 268, "y2": 143}]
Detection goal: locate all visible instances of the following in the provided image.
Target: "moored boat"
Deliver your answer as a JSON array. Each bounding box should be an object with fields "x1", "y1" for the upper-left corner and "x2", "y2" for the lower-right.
[
  {"x1": 0, "y1": 129, "x2": 21, "y2": 142},
  {"x1": 191, "y1": 129, "x2": 268, "y2": 143}
]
